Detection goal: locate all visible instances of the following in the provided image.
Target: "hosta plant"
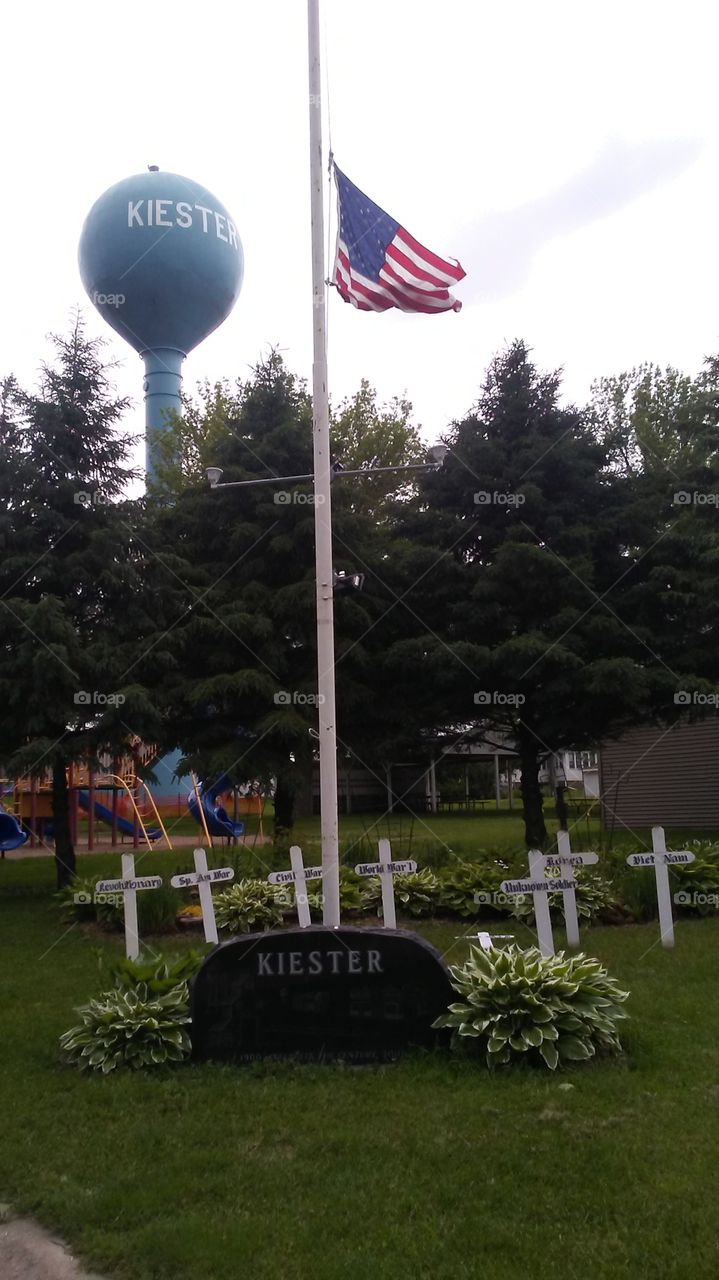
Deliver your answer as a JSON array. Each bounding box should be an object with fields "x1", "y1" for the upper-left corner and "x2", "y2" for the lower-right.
[
  {"x1": 214, "y1": 879, "x2": 284, "y2": 934},
  {"x1": 434, "y1": 944, "x2": 629, "y2": 1070},
  {"x1": 291, "y1": 868, "x2": 365, "y2": 918},
  {"x1": 98, "y1": 950, "x2": 203, "y2": 995},
  {"x1": 670, "y1": 849, "x2": 719, "y2": 916},
  {"x1": 438, "y1": 861, "x2": 512, "y2": 918},
  {"x1": 59, "y1": 982, "x2": 191, "y2": 1073},
  {"x1": 361, "y1": 867, "x2": 441, "y2": 918}
]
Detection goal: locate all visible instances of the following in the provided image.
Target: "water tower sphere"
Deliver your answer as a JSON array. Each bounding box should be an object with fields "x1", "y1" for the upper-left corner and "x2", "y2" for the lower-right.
[{"x1": 78, "y1": 169, "x2": 243, "y2": 477}]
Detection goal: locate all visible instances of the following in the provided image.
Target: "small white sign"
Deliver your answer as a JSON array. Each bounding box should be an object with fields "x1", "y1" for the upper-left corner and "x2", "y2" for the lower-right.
[
  {"x1": 543, "y1": 853, "x2": 598, "y2": 868},
  {"x1": 625, "y1": 827, "x2": 694, "y2": 948},
  {"x1": 95, "y1": 854, "x2": 163, "y2": 960},
  {"x1": 354, "y1": 859, "x2": 417, "y2": 877},
  {"x1": 96, "y1": 876, "x2": 163, "y2": 892},
  {"x1": 170, "y1": 867, "x2": 235, "y2": 888},
  {"x1": 501, "y1": 877, "x2": 577, "y2": 894},
  {"x1": 267, "y1": 866, "x2": 323, "y2": 885},
  {"x1": 625, "y1": 852, "x2": 695, "y2": 868}
]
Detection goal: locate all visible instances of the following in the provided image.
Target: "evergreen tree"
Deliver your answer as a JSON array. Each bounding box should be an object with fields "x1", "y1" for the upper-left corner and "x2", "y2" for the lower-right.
[
  {"x1": 0, "y1": 318, "x2": 160, "y2": 886},
  {"x1": 144, "y1": 352, "x2": 431, "y2": 832},
  {"x1": 404, "y1": 341, "x2": 673, "y2": 846}
]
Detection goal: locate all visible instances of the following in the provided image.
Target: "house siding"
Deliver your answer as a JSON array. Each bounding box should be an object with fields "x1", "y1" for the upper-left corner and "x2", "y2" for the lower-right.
[{"x1": 600, "y1": 719, "x2": 719, "y2": 829}]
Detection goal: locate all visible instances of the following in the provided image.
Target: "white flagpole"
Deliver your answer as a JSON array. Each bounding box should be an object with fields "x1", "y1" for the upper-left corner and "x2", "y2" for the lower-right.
[{"x1": 308, "y1": 0, "x2": 341, "y2": 928}]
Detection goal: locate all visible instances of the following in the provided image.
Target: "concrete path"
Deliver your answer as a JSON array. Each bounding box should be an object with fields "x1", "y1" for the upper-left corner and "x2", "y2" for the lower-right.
[{"x1": 0, "y1": 1216, "x2": 105, "y2": 1280}]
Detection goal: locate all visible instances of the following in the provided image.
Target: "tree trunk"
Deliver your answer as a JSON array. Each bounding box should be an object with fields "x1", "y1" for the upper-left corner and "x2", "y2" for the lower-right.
[
  {"x1": 273, "y1": 768, "x2": 296, "y2": 835},
  {"x1": 555, "y1": 784, "x2": 569, "y2": 831},
  {"x1": 517, "y1": 721, "x2": 547, "y2": 848},
  {"x1": 52, "y1": 762, "x2": 75, "y2": 889}
]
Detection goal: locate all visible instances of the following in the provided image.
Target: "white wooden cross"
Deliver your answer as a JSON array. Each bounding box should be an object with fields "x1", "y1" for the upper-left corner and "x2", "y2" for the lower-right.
[
  {"x1": 170, "y1": 848, "x2": 234, "y2": 944},
  {"x1": 267, "y1": 845, "x2": 323, "y2": 928},
  {"x1": 95, "y1": 853, "x2": 163, "y2": 960},
  {"x1": 500, "y1": 850, "x2": 578, "y2": 957},
  {"x1": 354, "y1": 838, "x2": 417, "y2": 929},
  {"x1": 625, "y1": 825, "x2": 695, "y2": 949},
  {"x1": 542, "y1": 831, "x2": 599, "y2": 948}
]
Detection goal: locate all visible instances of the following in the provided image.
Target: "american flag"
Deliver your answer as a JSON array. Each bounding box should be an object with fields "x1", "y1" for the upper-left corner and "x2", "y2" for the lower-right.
[{"x1": 332, "y1": 165, "x2": 465, "y2": 315}]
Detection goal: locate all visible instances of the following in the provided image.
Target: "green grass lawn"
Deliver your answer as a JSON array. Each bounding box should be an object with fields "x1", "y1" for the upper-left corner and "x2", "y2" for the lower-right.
[{"x1": 2, "y1": 850, "x2": 719, "y2": 1280}]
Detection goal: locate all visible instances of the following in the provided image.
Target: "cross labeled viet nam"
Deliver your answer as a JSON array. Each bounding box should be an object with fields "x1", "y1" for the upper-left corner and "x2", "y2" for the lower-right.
[
  {"x1": 542, "y1": 831, "x2": 599, "y2": 948},
  {"x1": 354, "y1": 838, "x2": 417, "y2": 929},
  {"x1": 625, "y1": 826, "x2": 695, "y2": 949},
  {"x1": 170, "y1": 848, "x2": 234, "y2": 944},
  {"x1": 500, "y1": 850, "x2": 578, "y2": 957},
  {"x1": 96, "y1": 853, "x2": 163, "y2": 960},
  {"x1": 267, "y1": 845, "x2": 323, "y2": 928}
]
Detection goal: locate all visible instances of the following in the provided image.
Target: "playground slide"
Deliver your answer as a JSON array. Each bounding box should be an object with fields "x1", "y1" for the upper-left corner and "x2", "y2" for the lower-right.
[
  {"x1": 188, "y1": 776, "x2": 245, "y2": 839},
  {"x1": 0, "y1": 808, "x2": 29, "y2": 852},
  {"x1": 78, "y1": 791, "x2": 161, "y2": 842}
]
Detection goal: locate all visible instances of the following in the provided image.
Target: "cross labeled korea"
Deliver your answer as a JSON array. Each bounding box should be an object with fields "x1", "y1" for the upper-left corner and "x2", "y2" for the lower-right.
[
  {"x1": 542, "y1": 830, "x2": 598, "y2": 948},
  {"x1": 96, "y1": 853, "x2": 163, "y2": 960},
  {"x1": 267, "y1": 845, "x2": 323, "y2": 928},
  {"x1": 171, "y1": 848, "x2": 234, "y2": 944},
  {"x1": 626, "y1": 826, "x2": 694, "y2": 949},
  {"x1": 355, "y1": 839, "x2": 416, "y2": 929}
]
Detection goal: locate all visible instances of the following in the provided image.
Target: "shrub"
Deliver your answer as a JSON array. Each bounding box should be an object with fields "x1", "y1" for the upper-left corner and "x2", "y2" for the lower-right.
[
  {"x1": 59, "y1": 983, "x2": 191, "y2": 1073},
  {"x1": 214, "y1": 879, "x2": 285, "y2": 934},
  {"x1": 438, "y1": 861, "x2": 512, "y2": 918},
  {"x1": 56, "y1": 876, "x2": 124, "y2": 929},
  {"x1": 57, "y1": 879, "x2": 179, "y2": 933},
  {"x1": 670, "y1": 844, "x2": 719, "y2": 916},
  {"x1": 434, "y1": 944, "x2": 629, "y2": 1070},
  {"x1": 290, "y1": 868, "x2": 365, "y2": 919},
  {"x1": 98, "y1": 950, "x2": 204, "y2": 995},
  {"x1": 361, "y1": 867, "x2": 441, "y2": 918}
]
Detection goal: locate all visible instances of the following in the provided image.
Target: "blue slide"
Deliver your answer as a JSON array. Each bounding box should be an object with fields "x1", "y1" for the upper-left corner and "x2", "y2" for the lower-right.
[
  {"x1": 188, "y1": 776, "x2": 244, "y2": 839},
  {"x1": 78, "y1": 791, "x2": 161, "y2": 842},
  {"x1": 0, "y1": 806, "x2": 29, "y2": 852}
]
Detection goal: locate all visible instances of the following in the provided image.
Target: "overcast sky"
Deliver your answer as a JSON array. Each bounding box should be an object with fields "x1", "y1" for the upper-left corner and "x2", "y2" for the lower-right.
[{"x1": 2, "y1": 0, "x2": 717, "y2": 474}]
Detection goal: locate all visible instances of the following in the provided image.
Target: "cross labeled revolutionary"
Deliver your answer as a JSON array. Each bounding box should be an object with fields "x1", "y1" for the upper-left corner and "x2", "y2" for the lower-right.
[
  {"x1": 96, "y1": 853, "x2": 163, "y2": 960},
  {"x1": 267, "y1": 846, "x2": 323, "y2": 928},
  {"x1": 355, "y1": 838, "x2": 417, "y2": 929},
  {"x1": 170, "y1": 848, "x2": 234, "y2": 944},
  {"x1": 625, "y1": 825, "x2": 695, "y2": 949}
]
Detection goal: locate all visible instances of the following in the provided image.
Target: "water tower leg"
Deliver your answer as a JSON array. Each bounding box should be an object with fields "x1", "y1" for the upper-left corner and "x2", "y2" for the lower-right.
[{"x1": 141, "y1": 347, "x2": 185, "y2": 482}]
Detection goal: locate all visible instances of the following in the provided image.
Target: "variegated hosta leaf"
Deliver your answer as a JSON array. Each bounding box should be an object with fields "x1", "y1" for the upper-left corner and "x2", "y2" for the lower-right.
[
  {"x1": 60, "y1": 983, "x2": 191, "y2": 1073},
  {"x1": 433, "y1": 945, "x2": 629, "y2": 1072}
]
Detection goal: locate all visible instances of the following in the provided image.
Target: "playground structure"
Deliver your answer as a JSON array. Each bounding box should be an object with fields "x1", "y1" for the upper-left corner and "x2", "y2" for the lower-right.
[
  {"x1": 2, "y1": 745, "x2": 265, "y2": 855},
  {"x1": 10, "y1": 744, "x2": 171, "y2": 852}
]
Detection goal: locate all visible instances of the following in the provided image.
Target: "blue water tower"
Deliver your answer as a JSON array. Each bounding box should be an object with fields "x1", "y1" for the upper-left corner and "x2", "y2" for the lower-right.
[{"x1": 78, "y1": 168, "x2": 244, "y2": 480}]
